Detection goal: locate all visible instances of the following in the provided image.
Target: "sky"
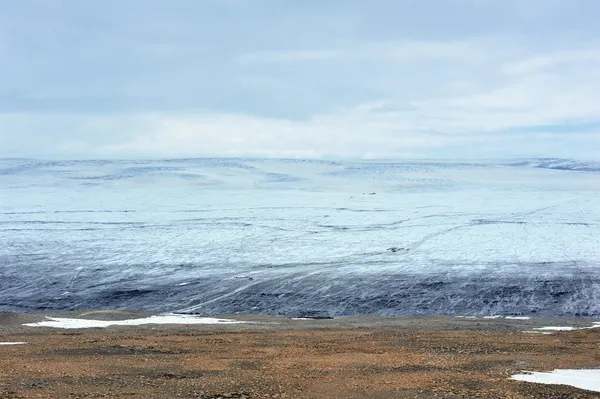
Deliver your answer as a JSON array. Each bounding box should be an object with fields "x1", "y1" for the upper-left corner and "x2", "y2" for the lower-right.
[{"x1": 1, "y1": 0, "x2": 599, "y2": 159}]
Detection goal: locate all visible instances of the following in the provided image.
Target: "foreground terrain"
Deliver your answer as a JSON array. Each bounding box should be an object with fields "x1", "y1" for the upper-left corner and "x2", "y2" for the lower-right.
[{"x1": 1, "y1": 312, "x2": 599, "y2": 398}]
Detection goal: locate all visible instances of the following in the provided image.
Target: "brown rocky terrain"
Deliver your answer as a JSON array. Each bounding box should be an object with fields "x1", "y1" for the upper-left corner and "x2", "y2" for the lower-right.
[{"x1": 1, "y1": 312, "x2": 599, "y2": 398}]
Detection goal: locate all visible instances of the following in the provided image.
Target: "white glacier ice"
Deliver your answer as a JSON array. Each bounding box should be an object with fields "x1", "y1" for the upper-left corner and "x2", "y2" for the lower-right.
[{"x1": 1, "y1": 158, "x2": 599, "y2": 317}]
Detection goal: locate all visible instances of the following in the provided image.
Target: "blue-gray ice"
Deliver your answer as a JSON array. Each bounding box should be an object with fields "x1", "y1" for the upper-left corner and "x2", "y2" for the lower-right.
[{"x1": 1, "y1": 158, "x2": 599, "y2": 317}]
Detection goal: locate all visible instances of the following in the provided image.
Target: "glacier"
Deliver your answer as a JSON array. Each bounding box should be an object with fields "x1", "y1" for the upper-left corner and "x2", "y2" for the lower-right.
[{"x1": 0, "y1": 158, "x2": 599, "y2": 317}]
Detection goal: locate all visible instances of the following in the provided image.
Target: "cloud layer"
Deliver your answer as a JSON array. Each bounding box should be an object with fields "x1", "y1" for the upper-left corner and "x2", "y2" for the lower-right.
[{"x1": 1, "y1": 0, "x2": 599, "y2": 158}]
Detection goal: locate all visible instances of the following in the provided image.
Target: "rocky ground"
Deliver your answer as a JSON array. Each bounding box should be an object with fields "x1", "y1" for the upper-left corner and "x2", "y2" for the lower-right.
[{"x1": 1, "y1": 311, "x2": 599, "y2": 398}]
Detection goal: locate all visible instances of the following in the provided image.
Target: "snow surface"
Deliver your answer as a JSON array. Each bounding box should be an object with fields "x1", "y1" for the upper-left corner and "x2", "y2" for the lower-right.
[
  {"x1": 534, "y1": 326, "x2": 580, "y2": 331},
  {"x1": 456, "y1": 316, "x2": 530, "y2": 320},
  {"x1": 0, "y1": 342, "x2": 26, "y2": 345},
  {"x1": 533, "y1": 322, "x2": 600, "y2": 332},
  {"x1": 1, "y1": 158, "x2": 599, "y2": 317},
  {"x1": 23, "y1": 315, "x2": 246, "y2": 329},
  {"x1": 512, "y1": 369, "x2": 600, "y2": 392}
]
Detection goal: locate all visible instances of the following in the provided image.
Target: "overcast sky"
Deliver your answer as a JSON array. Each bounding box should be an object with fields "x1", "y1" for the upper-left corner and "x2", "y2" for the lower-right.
[{"x1": 1, "y1": 0, "x2": 599, "y2": 159}]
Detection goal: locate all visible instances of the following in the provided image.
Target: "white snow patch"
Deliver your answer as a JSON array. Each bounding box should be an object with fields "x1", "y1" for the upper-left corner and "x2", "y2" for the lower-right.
[
  {"x1": 522, "y1": 331, "x2": 554, "y2": 335},
  {"x1": 456, "y1": 315, "x2": 531, "y2": 320},
  {"x1": 534, "y1": 326, "x2": 580, "y2": 331},
  {"x1": 533, "y1": 322, "x2": 600, "y2": 332},
  {"x1": 0, "y1": 342, "x2": 27, "y2": 345},
  {"x1": 512, "y1": 369, "x2": 600, "y2": 393},
  {"x1": 23, "y1": 314, "x2": 247, "y2": 329},
  {"x1": 176, "y1": 282, "x2": 189, "y2": 286}
]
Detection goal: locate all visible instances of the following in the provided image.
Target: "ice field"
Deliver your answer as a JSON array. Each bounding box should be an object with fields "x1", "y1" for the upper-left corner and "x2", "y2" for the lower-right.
[{"x1": 1, "y1": 158, "x2": 599, "y2": 317}]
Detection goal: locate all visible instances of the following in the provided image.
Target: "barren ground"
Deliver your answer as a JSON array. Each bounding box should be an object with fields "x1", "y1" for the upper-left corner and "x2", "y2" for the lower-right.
[{"x1": 1, "y1": 312, "x2": 599, "y2": 398}]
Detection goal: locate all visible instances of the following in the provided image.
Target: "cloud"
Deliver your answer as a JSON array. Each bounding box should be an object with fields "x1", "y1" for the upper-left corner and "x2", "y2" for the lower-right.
[
  {"x1": 237, "y1": 49, "x2": 344, "y2": 65},
  {"x1": 3, "y1": 96, "x2": 598, "y2": 159},
  {"x1": 0, "y1": 0, "x2": 599, "y2": 159}
]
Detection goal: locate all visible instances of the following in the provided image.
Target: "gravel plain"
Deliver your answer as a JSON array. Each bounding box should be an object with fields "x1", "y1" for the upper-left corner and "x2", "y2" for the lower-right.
[{"x1": 1, "y1": 311, "x2": 599, "y2": 398}]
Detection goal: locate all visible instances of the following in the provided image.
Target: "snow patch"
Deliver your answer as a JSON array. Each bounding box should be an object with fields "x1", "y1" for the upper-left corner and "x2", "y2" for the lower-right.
[
  {"x1": 533, "y1": 322, "x2": 600, "y2": 332},
  {"x1": 23, "y1": 314, "x2": 247, "y2": 329},
  {"x1": 0, "y1": 342, "x2": 26, "y2": 345},
  {"x1": 534, "y1": 326, "x2": 579, "y2": 331},
  {"x1": 456, "y1": 315, "x2": 531, "y2": 320},
  {"x1": 512, "y1": 369, "x2": 600, "y2": 393}
]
